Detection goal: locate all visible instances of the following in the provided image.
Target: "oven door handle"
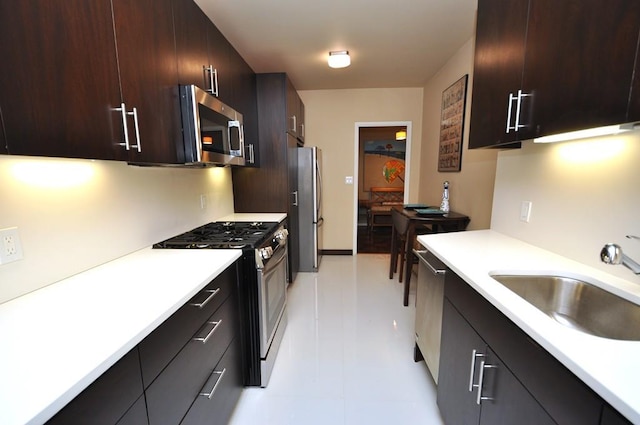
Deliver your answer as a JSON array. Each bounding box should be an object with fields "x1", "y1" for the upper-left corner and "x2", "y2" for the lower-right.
[{"x1": 262, "y1": 246, "x2": 287, "y2": 275}]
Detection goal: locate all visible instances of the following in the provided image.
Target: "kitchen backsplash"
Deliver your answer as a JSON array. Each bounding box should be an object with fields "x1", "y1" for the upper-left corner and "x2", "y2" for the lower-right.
[
  {"x1": 491, "y1": 132, "x2": 640, "y2": 283},
  {"x1": 0, "y1": 156, "x2": 234, "y2": 304}
]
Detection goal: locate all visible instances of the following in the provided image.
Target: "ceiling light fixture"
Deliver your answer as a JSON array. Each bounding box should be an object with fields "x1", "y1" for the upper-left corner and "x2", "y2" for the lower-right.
[{"x1": 328, "y1": 51, "x2": 350, "y2": 69}]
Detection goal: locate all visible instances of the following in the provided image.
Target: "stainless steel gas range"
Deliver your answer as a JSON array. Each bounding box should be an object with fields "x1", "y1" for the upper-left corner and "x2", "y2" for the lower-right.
[{"x1": 153, "y1": 220, "x2": 288, "y2": 387}]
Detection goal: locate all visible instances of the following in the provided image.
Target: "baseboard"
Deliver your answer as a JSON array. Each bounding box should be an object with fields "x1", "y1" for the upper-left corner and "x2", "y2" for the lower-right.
[{"x1": 321, "y1": 249, "x2": 353, "y2": 256}]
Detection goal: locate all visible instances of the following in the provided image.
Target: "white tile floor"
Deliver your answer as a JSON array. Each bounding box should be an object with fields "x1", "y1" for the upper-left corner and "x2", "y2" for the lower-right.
[{"x1": 228, "y1": 254, "x2": 445, "y2": 425}]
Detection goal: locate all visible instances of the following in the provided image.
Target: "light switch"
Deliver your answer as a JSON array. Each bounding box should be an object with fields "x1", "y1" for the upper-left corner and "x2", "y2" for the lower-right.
[{"x1": 520, "y1": 201, "x2": 532, "y2": 222}]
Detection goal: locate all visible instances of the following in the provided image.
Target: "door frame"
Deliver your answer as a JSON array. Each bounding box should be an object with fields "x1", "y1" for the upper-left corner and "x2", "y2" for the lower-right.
[{"x1": 353, "y1": 121, "x2": 413, "y2": 254}]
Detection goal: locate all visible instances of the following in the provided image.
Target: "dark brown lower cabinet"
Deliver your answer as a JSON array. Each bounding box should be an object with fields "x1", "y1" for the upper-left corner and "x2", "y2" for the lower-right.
[
  {"x1": 116, "y1": 396, "x2": 149, "y2": 425},
  {"x1": 181, "y1": 338, "x2": 243, "y2": 425},
  {"x1": 46, "y1": 261, "x2": 243, "y2": 425},
  {"x1": 438, "y1": 270, "x2": 632, "y2": 425},
  {"x1": 47, "y1": 348, "x2": 146, "y2": 425},
  {"x1": 145, "y1": 293, "x2": 238, "y2": 425},
  {"x1": 438, "y1": 299, "x2": 554, "y2": 425}
]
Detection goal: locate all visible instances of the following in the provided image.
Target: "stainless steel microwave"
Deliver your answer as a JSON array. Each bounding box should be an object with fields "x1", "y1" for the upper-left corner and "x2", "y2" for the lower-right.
[{"x1": 179, "y1": 84, "x2": 245, "y2": 166}]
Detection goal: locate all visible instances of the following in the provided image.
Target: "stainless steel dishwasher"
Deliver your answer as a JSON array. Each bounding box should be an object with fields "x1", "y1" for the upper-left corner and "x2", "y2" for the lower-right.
[{"x1": 413, "y1": 249, "x2": 447, "y2": 383}]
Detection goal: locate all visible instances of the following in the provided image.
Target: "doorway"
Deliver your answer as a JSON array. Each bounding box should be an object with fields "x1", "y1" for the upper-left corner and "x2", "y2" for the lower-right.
[{"x1": 353, "y1": 122, "x2": 412, "y2": 254}]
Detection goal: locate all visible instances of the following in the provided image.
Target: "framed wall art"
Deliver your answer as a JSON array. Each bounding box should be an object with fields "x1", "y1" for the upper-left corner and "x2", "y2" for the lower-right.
[{"x1": 437, "y1": 74, "x2": 468, "y2": 172}]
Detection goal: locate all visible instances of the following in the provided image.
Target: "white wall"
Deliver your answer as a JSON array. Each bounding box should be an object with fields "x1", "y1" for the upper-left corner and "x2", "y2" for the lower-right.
[
  {"x1": 419, "y1": 38, "x2": 498, "y2": 230},
  {"x1": 491, "y1": 134, "x2": 640, "y2": 282},
  {"x1": 298, "y1": 88, "x2": 424, "y2": 250},
  {"x1": 0, "y1": 155, "x2": 234, "y2": 303}
]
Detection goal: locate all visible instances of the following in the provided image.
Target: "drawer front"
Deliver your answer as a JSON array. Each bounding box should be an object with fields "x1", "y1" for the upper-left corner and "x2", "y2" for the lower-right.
[
  {"x1": 139, "y1": 265, "x2": 237, "y2": 387},
  {"x1": 47, "y1": 348, "x2": 144, "y2": 425},
  {"x1": 145, "y1": 294, "x2": 239, "y2": 425},
  {"x1": 181, "y1": 337, "x2": 243, "y2": 425},
  {"x1": 116, "y1": 395, "x2": 148, "y2": 425}
]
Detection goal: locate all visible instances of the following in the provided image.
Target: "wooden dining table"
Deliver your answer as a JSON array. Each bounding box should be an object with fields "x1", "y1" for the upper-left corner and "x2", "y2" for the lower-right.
[{"x1": 389, "y1": 206, "x2": 470, "y2": 306}]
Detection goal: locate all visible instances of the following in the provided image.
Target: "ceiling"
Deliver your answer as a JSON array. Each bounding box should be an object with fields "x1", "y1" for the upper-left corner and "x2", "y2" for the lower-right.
[{"x1": 195, "y1": 0, "x2": 478, "y2": 91}]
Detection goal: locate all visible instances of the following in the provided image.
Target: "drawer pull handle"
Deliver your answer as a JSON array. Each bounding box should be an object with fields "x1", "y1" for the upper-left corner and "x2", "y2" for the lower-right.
[
  {"x1": 199, "y1": 368, "x2": 226, "y2": 399},
  {"x1": 193, "y1": 320, "x2": 223, "y2": 344},
  {"x1": 190, "y1": 288, "x2": 221, "y2": 309},
  {"x1": 468, "y1": 349, "x2": 484, "y2": 392}
]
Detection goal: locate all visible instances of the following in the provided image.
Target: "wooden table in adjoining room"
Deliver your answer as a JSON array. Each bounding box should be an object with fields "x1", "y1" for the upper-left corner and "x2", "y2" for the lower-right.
[{"x1": 390, "y1": 207, "x2": 470, "y2": 306}]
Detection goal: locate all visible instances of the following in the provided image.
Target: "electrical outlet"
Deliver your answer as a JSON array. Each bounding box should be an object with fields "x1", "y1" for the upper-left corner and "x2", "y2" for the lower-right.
[
  {"x1": 0, "y1": 227, "x2": 24, "y2": 265},
  {"x1": 520, "y1": 201, "x2": 532, "y2": 223},
  {"x1": 345, "y1": 176, "x2": 354, "y2": 185}
]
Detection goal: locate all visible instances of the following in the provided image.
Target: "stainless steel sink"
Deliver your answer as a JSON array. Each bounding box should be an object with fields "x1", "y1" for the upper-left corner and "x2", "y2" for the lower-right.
[{"x1": 489, "y1": 274, "x2": 640, "y2": 341}]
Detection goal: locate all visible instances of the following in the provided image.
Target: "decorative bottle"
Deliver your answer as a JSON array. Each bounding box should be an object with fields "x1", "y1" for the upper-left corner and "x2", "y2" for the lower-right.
[{"x1": 440, "y1": 181, "x2": 450, "y2": 213}]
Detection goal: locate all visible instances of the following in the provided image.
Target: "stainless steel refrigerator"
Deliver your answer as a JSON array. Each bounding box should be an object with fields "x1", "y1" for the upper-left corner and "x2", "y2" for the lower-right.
[{"x1": 297, "y1": 146, "x2": 323, "y2": 272}]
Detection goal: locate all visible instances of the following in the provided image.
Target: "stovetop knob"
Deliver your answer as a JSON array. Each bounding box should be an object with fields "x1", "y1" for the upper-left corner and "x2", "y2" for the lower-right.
[
  {"x1": 274, "y1": 228, "x2": 289, "y2": 243},
  {"x1": 259, "y1": 246, "x2": 274, "y2": 260}
]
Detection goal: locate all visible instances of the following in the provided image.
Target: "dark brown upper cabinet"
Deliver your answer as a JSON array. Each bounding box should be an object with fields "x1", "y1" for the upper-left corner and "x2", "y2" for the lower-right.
[
  {"x1": 627, "y1": 44, "x2": 640, "y2": 122},
  {"x1": 1, "y1": 108, "x2": 7, "y2": 154},
  {"x1": 173, "y1": 0, "x2": 211, "y2": 90},
  {"x1": 468, "y1": 0, "x2": 528, "y2": 149},
  {"x1": 0, "y1": 0, "x2": 124, "y2": 160},
  {"x1": 469, "y1": 0, "x2": 640, "y2": 149},
  {"x1": 173, "y1": 0, "x2": 258, "y2": 165},
  {"x1": 206, "y1": 22, "x2": 233, "y2": 105},
  {"x1": 173, "y1": 0, "x2": 233, "y2": 105},
  {"x1": 0, "y1": 0, "x2": 182, "y2": 164},
  {"x1": 112, "y1": 0, "x2": 182, "y2": 165},
  {"x1": 228, "y1": 50, "x2": 259, "y2": 165},
  {"x1": 285, "y1": 77, "x2": 305, "y2": 143},
  {"x1": 0, "y1": 0, "x2": 259, "y2": 165}
]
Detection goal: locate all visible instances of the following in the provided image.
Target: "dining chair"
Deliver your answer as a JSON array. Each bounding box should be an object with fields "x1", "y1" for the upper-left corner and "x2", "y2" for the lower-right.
[{"x1": 389, "y1": 208, "x2": 411, "y2": 282}]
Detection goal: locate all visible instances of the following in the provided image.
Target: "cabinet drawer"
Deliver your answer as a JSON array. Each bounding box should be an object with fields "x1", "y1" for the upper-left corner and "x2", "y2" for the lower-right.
[
  {"x1": 116, "y1": 395, "x2": 148, "y2": 425},
  {"x1": 139, "y1": 266, "x2": 237, "y2": 387},
  {"x1": 47, "y1": 347, "x2": 144, "y2": 425},
  {"x1": 145, "y1": 294, "x2": 239, "y2": 425},
  {"x1": 181, "y1": 337, "x2": 243, "y2": 425}
]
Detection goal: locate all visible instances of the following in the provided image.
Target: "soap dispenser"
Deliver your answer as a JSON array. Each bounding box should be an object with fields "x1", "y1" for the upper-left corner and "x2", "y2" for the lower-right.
[{"x1": 440, "y1": 181, "x2": 450, "y2": 212}]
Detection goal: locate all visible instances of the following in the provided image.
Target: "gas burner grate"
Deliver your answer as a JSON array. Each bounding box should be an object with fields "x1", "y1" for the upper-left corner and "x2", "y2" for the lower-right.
[{"x1": 153, "y1": 221, "x2": 280, "y2": 249}]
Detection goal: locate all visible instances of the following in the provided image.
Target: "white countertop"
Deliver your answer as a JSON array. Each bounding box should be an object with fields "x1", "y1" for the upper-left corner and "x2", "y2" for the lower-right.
[
  {"x1": 418, "y1": 230, "x2": 640, "y2": 424},
  {"x1": 0, "y1": 247, "x2": 242, "y2": 425},
  {"x1": 217, "y1": 212, "x2": 287, "y2": 223}
]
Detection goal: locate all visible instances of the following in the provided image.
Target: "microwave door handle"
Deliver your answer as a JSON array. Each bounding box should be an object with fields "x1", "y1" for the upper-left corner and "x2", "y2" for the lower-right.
[{"x1": 228, "y1": 120, "x2": 242, "y2": 155}]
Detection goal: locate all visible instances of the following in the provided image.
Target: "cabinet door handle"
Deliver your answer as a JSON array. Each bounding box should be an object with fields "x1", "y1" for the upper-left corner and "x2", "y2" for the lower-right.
[
  {"x1": 476, "y1": 360, "x2": 498, "y2": 405},
  {"x1": 514, "y1": 89, "x2": 531, "y2": 132},
  {"x1": 128, "y1": 107, "x2": 142, "y2": 153},
  {"x1": 468, "y1": 349, "x2": 485, "y2": 392},
  {"x1": 291, "y1": 114, "x2": 297, "y2": 132},
  {"x1": 506, "y1": 93, "x2": 517, "y2": 133},
  {"x1": 193, "y1": 319, "x2": 223, "y2": 344},
  {"x1": 506, "y1": 90, "x2": 532, "y2": 133},
  {"x1": 247, "y1": 144, "x2": 255, "y2": 164},
  {"x1": 199, "y1": 368, "x2": 226, "y2": 399},
  {"x1": 189, "y1": 288, "x2": 221, "y2": 309},
  {"x1": 115, "y1": 103, "x2": 131, "y2": 150},
  {"x1": 300, "y1": 123, "x2": 305, "y2": 138},
  {"x1": 292, "y1": 190, "x2": 298, "y2": 206},
  {"x1": 204, "y1": 65, "x2": 219, "y2": 97}
]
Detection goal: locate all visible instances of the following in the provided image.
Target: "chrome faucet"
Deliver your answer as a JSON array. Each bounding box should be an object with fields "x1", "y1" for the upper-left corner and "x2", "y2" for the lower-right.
[{"x1": 600, "y1": 235, "x2": 640, "y2": 274}]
